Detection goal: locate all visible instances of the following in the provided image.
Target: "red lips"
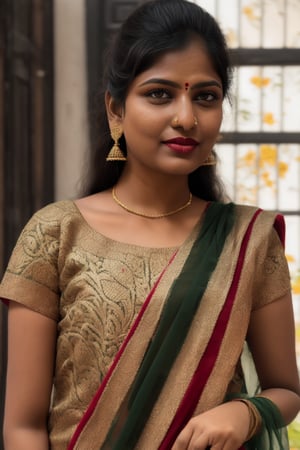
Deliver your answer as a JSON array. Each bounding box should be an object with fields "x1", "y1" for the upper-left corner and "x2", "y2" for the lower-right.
[
  {"x1": 163, "y1": 137, "x2": 199, "y2": 153},
  {"x1": 163, "y1": 137, "x2": 199, "y2": 145}
]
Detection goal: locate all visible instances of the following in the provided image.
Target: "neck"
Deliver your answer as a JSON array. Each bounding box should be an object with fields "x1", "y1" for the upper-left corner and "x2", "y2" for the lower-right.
[
  {"x1": 112, "y1": 177, "x2": 192, "y2": 219},
  {"x1": 116, "y1": 172, "x2": 191, "y2": 207}
]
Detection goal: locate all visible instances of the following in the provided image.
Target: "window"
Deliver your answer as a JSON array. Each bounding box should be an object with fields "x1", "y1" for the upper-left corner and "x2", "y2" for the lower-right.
[{"x1": 194, "y1": 0, "x2": 300, "y2": 445}]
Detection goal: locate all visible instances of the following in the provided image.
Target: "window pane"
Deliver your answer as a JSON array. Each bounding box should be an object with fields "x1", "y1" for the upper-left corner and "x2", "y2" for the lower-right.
[
  {"x1": 223, "y1": 66, "x2": 300, "y2": 133},
  {"x1": 240, "y1": 0, "x2": 262, "y2": 47},
  {"x1": 263, "y1": 0, "x2": 285, "y2": 47},
  {"x1": 283, "y1": 67, "x2": 300, "y2": 131},
  {"x1": 195, "y1": 0, "x2": 300, "y2": 49},
  {"x1": 218, "y1": 143, "x2": 300, "y2": 210},
  {"x1": 287, "y1": 0, "x2": 300, "y2": 47}
]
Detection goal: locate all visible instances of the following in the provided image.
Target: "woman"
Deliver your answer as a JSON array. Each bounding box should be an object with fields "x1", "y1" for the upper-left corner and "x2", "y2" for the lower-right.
[{"x1": 1, "y1": 0, "x2": 299, "y2": 449}]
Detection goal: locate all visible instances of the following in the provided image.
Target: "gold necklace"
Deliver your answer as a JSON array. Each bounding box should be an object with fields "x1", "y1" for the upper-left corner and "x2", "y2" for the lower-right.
[{"x1": 112, "y1": 187, "x2": 192, "y2": 219}]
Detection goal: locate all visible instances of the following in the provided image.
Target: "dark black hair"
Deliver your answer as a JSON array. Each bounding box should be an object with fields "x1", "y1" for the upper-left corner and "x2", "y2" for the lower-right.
[{"x1": 81, "y1": 0, "x2": 232, "y2": 200}]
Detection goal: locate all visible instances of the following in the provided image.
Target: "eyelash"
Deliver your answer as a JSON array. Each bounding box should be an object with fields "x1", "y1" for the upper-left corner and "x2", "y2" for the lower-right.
[{"x1": 145, "y1": 88, "x2": 219, "y2": 103}]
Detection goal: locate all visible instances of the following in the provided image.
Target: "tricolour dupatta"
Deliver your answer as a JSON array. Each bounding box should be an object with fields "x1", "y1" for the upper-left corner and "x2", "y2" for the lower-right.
[
  {"x1": 102, "y1": 202, "x2": 235, "y2": 449},
  {"x1": 68, "y1": 202, "x2": 288, "y2": 450},
  {"x1": 68, "y1": 202, "x2": 235, "y2": 449}
]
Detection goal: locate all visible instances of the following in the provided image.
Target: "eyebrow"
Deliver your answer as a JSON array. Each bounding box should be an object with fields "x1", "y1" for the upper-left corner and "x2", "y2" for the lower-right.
[{"x1": 138, "y1": 78, "x2": 222, "y2": 90}]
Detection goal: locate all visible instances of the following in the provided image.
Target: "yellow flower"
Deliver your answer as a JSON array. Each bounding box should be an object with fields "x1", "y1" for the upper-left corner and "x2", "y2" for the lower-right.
[
  {"x1": 261, "y1": 171, "x2": 274, "y2": 187},
  {"x1": 251, "y1": 76, "x2": 271, "y2": 88},
  {"x1": 259, "y1": 145, "x2": 277, "y2": 167},
  {"x1": 278, "y1": 161, "x2": 289, "y2": 178},
  {"x1": 240, "y1": 150, "x2": 256, "y2": 166},
  {"x1": 286, "y1": 254, "x2": 296, "y2": 263},
  {"x1": 292, "y1": 270, "x2": 300, "y2": 295},
  {"x1": 243, "y1": 6, "x2": 257, "y2": 21},
  {"x1": 225, "y1": 29, "x2": 238, "y2": 47},
  {"x1": 263, "y1": 113, "x2": 276, "y2": 125},
  {"x1": 292, "y1": 277, "x2": 300, "y2": 295}
]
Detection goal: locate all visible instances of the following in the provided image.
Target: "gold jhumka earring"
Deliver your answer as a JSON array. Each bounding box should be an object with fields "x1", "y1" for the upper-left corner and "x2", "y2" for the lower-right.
[
  {"x1": 202, "y1": 135, "x2": 222, "y2": 166},
  {"x1": 202, "y1": 153, "x2": 217, "y2": 166},
  {"x1": 106, "y1": 125, "x2": 126, "y2": 161}
]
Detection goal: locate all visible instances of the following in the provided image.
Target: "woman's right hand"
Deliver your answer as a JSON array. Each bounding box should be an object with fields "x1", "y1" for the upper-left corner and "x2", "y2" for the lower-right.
[{"x1": 171, "y1": 401, "x2": 250, "y2": 450}]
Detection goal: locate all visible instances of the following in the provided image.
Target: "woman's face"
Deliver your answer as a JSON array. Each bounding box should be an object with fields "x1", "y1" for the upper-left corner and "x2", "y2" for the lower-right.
[{"x1": 108, "y1": 38, "x2": 224, "y2": 177}]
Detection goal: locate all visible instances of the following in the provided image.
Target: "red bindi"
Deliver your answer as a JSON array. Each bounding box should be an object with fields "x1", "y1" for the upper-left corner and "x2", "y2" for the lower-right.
[{"x1": 185, "y1": 82, "x2": 190, "y2": 90}]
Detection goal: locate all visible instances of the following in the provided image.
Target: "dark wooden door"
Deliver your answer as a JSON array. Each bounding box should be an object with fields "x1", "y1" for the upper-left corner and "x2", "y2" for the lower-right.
[{"x1": 0, "y1": 1, "x2": 54, "y2": 447}]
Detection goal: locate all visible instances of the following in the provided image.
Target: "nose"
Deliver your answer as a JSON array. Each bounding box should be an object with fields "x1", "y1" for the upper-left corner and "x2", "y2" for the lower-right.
[{"x1": 171, "y1": 97, "x2": 197, "y2": 130}]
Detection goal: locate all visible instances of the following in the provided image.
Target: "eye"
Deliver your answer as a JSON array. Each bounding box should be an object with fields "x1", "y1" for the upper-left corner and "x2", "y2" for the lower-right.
[
  {"x1": 146, "y1": 88, "x2": 171, "y2": 101},
  {"x1": 195, "y1": 91, "x2": 220, "y2": 103}
]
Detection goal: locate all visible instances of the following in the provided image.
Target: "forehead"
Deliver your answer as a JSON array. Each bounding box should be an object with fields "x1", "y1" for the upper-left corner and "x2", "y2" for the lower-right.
[{"x1": 132, "y1": 39, "x2": 221, "y2": 87}]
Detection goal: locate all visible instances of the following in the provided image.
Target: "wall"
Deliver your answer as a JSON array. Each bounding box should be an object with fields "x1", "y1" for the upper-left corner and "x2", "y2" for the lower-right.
[{"x1": 54, "y1": 0, "x2": 89, "y2": 200}]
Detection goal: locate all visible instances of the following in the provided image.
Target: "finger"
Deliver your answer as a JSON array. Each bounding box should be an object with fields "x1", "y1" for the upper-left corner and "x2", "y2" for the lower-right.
[
  {"x1": 221, "y1": 438, "x2": 241, "y2": 450},
  {"x1": 186, "y1": 434, "x2": 215, "y2": 450},
  {"x1": 189, "y1": 434, "x2": 227, "y2": 450},
  {"x1": 171, "y1": 427, "x2": 193, "y2": 450},
  {"x1": 209, "y1": 437, "x2": 240, "y2": 450}
]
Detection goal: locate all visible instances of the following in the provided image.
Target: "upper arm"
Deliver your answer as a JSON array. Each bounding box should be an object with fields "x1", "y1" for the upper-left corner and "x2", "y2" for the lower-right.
[
  {"x1": 247, "y1": 291, "x2": 300, "y2": 396},
  {"x1": 4, "y1": 301, "x2": 57, "y2": 429}
]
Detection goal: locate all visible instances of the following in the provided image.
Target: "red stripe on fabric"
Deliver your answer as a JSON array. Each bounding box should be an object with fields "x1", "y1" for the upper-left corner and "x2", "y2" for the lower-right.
[
  {"x1": 159, "y1": 209, "x2": 262, "y2": 450},
  {"x1": 273, "y1": 214, "x2": 285, "y2": 247},
  {"x1": 68, "y1": 250, "x2": 178, "y2": 450}
]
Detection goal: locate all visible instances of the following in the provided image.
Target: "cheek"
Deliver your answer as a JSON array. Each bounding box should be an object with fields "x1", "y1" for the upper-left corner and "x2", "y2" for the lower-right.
[
  {"x1": 123, "y1": 107, "x2": 164, "y2": 140},
  {"x1": 202, "y1": 110, "x2": 223, "y2": 136},
  {"x1": 122, "y1": 118, "x2": 156, "y2": 153}
]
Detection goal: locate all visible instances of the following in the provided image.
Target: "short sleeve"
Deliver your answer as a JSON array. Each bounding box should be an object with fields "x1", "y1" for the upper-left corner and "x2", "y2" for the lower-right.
[
  {"x1": 252, "y1": 220, "x2": 291, "y2": 311},
  {"x1": 0, "y1": 205, "x2": 61, "y2": 321}
]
